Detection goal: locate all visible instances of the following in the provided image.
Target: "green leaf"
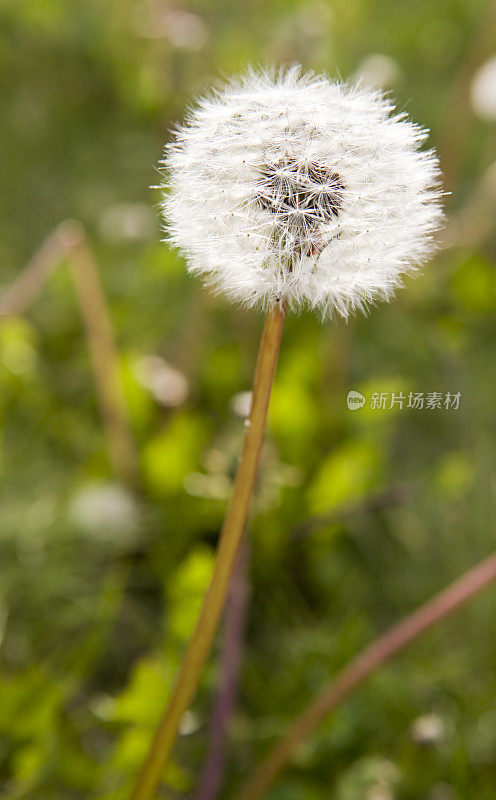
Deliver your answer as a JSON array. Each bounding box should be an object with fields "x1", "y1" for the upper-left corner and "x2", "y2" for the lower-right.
[
  {"x1": 168, "y1": 545, "x2": 214, "y2": 643},
  {"x1": 141, "y1": 412, "x2": 209, "y2": 496},
  {"x1": 112, "y1": 656, "x2": 172, "y2": 726},
  {"x1": 307, "y1": 440, "x2": 382, "y2": 515},
  {"x1": 452, "y1": 255, "x2": 496, "y2": 313}
]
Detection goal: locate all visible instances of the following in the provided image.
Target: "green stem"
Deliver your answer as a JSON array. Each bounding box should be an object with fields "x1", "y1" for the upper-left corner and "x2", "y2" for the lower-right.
[{"x1": 129, "y1": 301, "x2": 286, "y2": 800}]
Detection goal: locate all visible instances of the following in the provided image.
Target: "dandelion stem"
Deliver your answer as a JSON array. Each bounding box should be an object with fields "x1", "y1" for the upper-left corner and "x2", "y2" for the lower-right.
[
  {"x1": 236, "y1": 549, "x2": 496, "y2": 800},
  {"x1": 129, "y1": 300, "x2": 286, "y2": 800}
]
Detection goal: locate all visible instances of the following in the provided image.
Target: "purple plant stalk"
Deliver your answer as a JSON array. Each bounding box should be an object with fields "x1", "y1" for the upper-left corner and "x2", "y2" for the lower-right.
[{"x1": 191, "y1": 537, "x2": 250, "y2": 800}]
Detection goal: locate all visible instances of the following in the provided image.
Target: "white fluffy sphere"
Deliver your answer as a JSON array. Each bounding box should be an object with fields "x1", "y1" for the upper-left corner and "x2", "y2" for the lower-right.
[{"x1": 161, "y1": 66, "x2": 443, "y2": 319}]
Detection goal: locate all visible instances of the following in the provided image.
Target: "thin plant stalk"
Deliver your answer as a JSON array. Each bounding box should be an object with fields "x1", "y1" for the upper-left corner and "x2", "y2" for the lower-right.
[
  {"x1": 237, "y1": 549, "x2": 496, "y2": 800},
  {"x1": 0, "y1": 220, "x2": 138, "y2": 488},
  {"x1": 130, "y1": 300, "x2": 286, "y2": 800},
  {"x1": 0, "y1": 223, "x2": 70, "y2": 316},
  {"x1": 191, "y1": 537, "x2": 250, "y2": 800},
  {"x1": 67, "y1": 225, "x2": 138, "y2": 488}
]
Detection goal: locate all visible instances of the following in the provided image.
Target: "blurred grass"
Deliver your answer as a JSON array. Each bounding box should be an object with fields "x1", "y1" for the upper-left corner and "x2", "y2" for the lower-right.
[{"x1": 1, "y1": 1, "x2": 496, "y2": 798}]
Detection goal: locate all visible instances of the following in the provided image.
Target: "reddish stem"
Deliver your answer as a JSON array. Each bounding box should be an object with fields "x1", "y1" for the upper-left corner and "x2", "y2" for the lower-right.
[{"x1": 237, "y1": 549, "x2": 496, "y2": 800}]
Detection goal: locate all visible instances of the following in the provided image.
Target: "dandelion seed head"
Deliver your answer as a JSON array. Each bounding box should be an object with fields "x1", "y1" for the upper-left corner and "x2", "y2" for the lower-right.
[{"x1": 161, "y1": 66, "x2": 443, "y2": 319}]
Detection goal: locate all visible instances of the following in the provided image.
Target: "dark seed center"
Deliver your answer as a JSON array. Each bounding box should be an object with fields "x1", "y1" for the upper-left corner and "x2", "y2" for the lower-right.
[{"x1": 255, "y1": 156, "x2": 344, "y2": 222}]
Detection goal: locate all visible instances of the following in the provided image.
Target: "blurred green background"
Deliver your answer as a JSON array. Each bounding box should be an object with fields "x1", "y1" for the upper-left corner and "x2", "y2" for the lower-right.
[{"x1": 1, "y1": 1, "x2": 496, "y2": 798}]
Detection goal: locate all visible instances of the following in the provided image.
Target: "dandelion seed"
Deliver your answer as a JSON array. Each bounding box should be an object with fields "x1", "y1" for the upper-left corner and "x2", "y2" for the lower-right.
[{"x1": 161, "y1": 65, "x2": 443, "y2": 319}]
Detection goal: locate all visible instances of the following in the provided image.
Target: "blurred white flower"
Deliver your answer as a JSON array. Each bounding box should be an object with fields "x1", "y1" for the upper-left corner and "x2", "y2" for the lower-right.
[
  {"x1": 336, "y1": 757, "x2": 399, "y2": 800},
  {"x1": 99, "y1": 202, "x2": 156, "y2": 243},
  {"x1": 139, "y1": 1, "x2": 208, "y2": 50},
  {"x1": 230, "y1": 390, "x2": 252, "y2": 418},
  {"x1": 178, "y1": 709, "x2": 201, "y2": 735},
  {"x1": 69, "y1": 483, "x2": 140, "y2": 544},
  {"x1": 411, "y1": 712, "x2": 447, "y2": 745},
  {"x1": 471, "y1": 57, "x2": 496, "y2": 120},
  {"x1": 133, "y1": 354, "x2": 189, "y2": 407},
  {"x1": 354, "y1": 54, "x2": 401, "y2": 89},
  {"x1": 162, "y1": 66, "x2": 443, "y2": 319}
]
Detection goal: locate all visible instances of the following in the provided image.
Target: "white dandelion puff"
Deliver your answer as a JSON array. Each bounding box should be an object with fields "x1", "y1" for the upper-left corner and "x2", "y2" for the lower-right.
[{"x1": 161, "y1": 66, "x2": 443, "y2": 319}]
